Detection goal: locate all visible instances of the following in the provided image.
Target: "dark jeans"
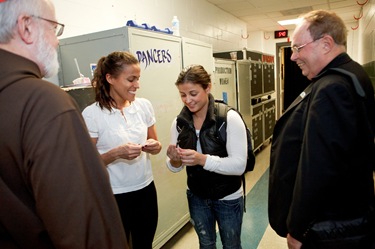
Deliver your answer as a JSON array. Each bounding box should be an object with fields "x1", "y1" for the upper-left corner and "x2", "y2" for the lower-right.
[
  {"x1": 187, "y1": 189, "x2": 244, "y2": 249},
  {"x1": 115, "y1": 181, "x2": 158, "y2": 249}
]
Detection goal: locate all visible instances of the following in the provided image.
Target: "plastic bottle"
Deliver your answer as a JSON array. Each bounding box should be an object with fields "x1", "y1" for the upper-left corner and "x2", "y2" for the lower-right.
[{"x1": 171, "y1": 16, "x2": 180, "y2": 36}]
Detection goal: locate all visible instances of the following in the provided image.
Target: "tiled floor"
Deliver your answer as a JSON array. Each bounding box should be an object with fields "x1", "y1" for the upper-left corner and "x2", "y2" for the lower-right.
[{"x1": 161, "y1": 143, "x2": 288, "y2": 249}]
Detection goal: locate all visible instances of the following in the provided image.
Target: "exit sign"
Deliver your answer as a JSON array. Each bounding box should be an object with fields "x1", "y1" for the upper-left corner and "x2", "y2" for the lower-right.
[{"x1": 274, "y1": 30, "x2": 288, "y2": 39}]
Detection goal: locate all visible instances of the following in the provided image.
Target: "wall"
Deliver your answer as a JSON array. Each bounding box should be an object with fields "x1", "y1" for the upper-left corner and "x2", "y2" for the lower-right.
[
  {"x1": 247, "y1": 27, "x2": 358, "y2": 61},
  {"x1": 246, "y1": 31, "x2": 287, "y2": 56},
  {"x1": 53, "y1": 0, "x2": 247, "y2": 53},
  {"x1": 360, "y1": 0, "x2": 375, "y2": 88},
  {"x1": 51, "y1": 0, "x2": 373, "y2": 80},
  {"x1": 360, "y1": 0, "x2": 375, "y2": 64}
]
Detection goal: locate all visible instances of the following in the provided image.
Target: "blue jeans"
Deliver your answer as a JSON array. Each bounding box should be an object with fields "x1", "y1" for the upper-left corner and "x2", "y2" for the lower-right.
[{"x1": 187, "y1": 189, "x2": 244, "y2": 249}]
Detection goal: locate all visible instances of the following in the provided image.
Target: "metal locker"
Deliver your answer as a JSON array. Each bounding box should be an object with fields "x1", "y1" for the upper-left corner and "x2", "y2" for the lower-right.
[
  {"x1": 251, "y1": 103, "x2": 264, "y2": 150},
  {"x1": 263, "y1": 99, "x2": 276, "y2": 141}
]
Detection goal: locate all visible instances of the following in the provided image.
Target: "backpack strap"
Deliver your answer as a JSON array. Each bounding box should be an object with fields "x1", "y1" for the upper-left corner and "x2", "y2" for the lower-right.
[
  {"x1": 329, "y1": 68, "x2": 365, "y2": 98},
  {"x1": 214, "y1": 100, "x2": 229, "y2": 142},
  {"x1": 214, "y1": 99, "x2": 249, "y2": 212}
]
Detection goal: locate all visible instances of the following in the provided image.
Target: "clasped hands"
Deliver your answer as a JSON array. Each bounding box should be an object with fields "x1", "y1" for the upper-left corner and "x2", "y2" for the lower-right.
[
  {"x1": 118, "y1": 139, "x2": 161, "y2": 160},
  {"x1": 167, "y1": 144, "x2": 206, "y2": 167}
]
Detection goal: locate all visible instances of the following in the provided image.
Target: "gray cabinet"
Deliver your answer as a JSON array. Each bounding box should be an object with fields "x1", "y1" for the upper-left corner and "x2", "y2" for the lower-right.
[
  {"x1": 263, "y1": 99, "x2": 276, "y2": 142},
  {"x1": 213, "y1": 50, "x2": 276, "y2": 150},
  {"x1": 251, "y1": 103, "x2": 264, "y2": 150}
]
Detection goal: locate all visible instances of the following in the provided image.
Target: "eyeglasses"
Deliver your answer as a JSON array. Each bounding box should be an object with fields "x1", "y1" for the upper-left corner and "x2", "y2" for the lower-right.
[
  {"x1": 291, "y1": 37, "x2": 323, "y2": 53},
  {"x1": 32, "y1": 15, "x2": 65, "y2": 37}
]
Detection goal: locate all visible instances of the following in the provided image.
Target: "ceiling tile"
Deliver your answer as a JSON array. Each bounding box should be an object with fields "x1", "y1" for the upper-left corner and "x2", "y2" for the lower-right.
[{"x1": 206, "y1": 0, "x2": 364, "y2": 32}]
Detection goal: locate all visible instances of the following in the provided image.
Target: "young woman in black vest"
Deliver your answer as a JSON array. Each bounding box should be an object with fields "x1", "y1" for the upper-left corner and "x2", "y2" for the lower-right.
[{"x1": 166, "y1": 65, "x2": 247, "y2": 249}]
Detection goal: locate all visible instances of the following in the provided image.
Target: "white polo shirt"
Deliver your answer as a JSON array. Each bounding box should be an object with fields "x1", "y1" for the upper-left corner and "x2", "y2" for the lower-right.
[{"x1": 82, "y1": 98, "x2": 155, "y2": 194}]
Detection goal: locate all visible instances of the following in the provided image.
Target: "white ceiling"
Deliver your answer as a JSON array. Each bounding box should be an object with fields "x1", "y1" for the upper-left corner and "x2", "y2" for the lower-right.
[{"x1": 206, "y1": 0, "x2": 365, "y2": 32}]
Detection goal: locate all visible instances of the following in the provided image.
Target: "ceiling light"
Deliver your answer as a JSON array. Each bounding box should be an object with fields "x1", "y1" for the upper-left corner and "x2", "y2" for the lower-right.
[{"x1": 277, "y1": 18, "x2": 302, "y2": 26}]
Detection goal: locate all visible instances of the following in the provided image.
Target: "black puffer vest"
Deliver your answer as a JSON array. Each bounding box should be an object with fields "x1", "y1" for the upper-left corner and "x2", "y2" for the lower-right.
[{"x1": 176, "y1": 94, "x2": 242, "y2": 199}]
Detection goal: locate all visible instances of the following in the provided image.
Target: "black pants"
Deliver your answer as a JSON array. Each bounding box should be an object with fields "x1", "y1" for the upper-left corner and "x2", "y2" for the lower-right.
[
  {"x1": 302, "y1": 238, "x2": 375, "y2": 249},
  {"x1": 302, "y1": 224, "x2": 375, "y2": 249},
  {"x1": 115, "y1": 181, "x2": 158, "y2": 249},
  {"x1": 302, "y1": 209, "x2": 375, "y2": 249}
]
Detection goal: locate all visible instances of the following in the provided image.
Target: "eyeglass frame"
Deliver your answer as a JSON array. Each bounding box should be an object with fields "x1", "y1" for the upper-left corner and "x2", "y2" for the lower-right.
[
  {"x1": 32, "y1": 15, "x2": 65, "y2": 37},
  {"x1": 291, "y1": 36, "x2": 323, "y2": 53}
]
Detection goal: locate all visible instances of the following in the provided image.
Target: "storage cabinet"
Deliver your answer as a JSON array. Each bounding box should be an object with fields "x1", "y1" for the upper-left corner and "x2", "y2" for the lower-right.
[
  {"x1": 213, "y1": 50, "x2": 276, "y2": 151},
  {"x1": 263, "y1": 99, "x2": 276, "y2": 142},
  {"x1": 250, "y1": 61, "x2": 263, "y2": 97},
  {"x1": 236, "y1": 61, "x2": 251, "y2": 125},
  {"x1": 251, "y1": 103, "x2": 264, "y2": 150},
  {"x1": 263, "y1": 63, "x2": 275, "y2": 94}
]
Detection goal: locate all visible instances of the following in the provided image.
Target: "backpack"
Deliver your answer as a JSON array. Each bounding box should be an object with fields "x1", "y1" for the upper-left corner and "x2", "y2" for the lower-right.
[
  {"x1": 214, "y1": 100, "x2": 256, "y2": 172},
  {"x1": 214, "y1": 99, "x2": 256, "y2": 212}
]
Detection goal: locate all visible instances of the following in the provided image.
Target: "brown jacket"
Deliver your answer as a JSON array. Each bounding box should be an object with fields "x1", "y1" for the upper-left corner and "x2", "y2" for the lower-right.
[{"x1": 0, "y1": 49, "x2": 128, "y2": 249}]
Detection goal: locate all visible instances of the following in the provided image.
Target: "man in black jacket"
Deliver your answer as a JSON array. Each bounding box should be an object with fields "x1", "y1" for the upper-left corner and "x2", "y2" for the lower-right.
[{"x1": 268, "y1": 9, "x2": 375, "y2": 249}]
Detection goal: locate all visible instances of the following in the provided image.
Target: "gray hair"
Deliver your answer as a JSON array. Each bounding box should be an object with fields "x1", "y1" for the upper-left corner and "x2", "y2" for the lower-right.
[
  {"x1": 302, "y1": 10, "x2": 347, "y2": 47},
  {"x1": 0, "y1": 0, "x2": 44, "y2": 43}
]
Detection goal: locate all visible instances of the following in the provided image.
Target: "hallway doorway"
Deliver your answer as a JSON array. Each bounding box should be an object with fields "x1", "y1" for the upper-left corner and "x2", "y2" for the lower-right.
[{"x1": 275, "y1": 42, "x2": 310, "y2": 119}]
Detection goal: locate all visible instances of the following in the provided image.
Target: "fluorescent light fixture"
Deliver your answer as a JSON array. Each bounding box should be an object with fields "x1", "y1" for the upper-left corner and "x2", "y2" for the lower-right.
[{"x1": 277, "y1": 18, "x2": 302, "y2": 26}]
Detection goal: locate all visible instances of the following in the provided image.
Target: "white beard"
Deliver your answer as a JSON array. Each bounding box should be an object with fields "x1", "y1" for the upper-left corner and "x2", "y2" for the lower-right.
[{"x1": 35, "y1": 29, "x2": 59, "y2": 78}]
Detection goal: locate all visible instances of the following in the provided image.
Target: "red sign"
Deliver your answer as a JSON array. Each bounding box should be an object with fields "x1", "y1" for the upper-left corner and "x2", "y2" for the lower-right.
[{"x1": 274, "y1": 30, "x2": 288, "y2": 39}]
